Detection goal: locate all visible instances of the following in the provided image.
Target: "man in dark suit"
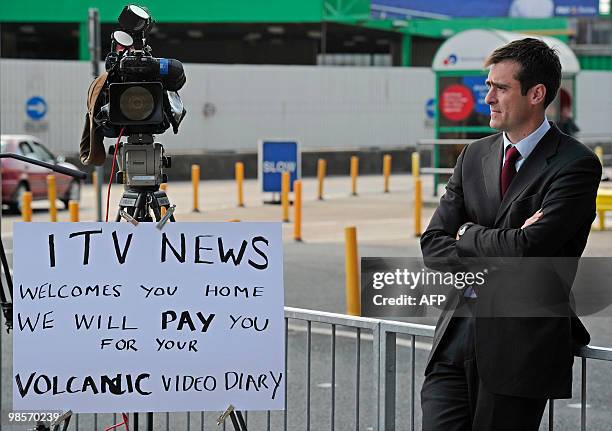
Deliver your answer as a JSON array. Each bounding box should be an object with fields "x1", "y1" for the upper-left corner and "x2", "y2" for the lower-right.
[{"x1": 420, "y1": 38, "x2": 602, "y2": 430}]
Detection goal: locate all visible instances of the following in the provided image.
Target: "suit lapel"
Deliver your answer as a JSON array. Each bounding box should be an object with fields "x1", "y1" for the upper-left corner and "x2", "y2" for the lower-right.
[
  {"x1": 482, "y1": 134, "x2": 503, "y2": 218},
  {"x1": 494, "y1": 124, "x2": 560, "y2": 226}
]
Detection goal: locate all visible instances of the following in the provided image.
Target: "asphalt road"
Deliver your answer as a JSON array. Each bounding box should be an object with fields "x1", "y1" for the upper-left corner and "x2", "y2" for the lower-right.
[{"x1": 1, "y1": 174, "x2": 612, "y2": 430}]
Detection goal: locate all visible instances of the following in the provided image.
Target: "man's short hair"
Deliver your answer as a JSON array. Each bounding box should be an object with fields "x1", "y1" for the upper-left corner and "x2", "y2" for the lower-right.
[{"x1": 484, "y1": 38, "x2": 561, "y2": 109}]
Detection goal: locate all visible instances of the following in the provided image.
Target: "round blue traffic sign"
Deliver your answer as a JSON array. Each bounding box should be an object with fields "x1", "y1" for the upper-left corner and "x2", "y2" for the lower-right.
[
  {"x1": 26, "y1": 96, "x2": 48, "y2": 121},
  {"x1": 426, "y1": 98, "x2": 435, "y2": 119}
]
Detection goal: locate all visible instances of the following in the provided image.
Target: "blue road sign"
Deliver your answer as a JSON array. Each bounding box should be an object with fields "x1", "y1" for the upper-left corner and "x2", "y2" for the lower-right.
[
  {"x1": 426, "y1": 98, "x2": 436, "y2": 119},
  {"x1": 26, "y1": 96, "x2": 47, "y2": 121},
  {"x1": 462, "y1": 76, "x2": 489, "y2": 116},
  {"x1": 259, "y1": 140, "x2": 300, "y2": 193}
]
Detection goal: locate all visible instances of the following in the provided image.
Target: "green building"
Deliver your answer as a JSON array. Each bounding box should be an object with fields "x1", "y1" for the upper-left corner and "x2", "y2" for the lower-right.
[{"x1": 1, "y1": 0, "x2": 610, "y2": 69}]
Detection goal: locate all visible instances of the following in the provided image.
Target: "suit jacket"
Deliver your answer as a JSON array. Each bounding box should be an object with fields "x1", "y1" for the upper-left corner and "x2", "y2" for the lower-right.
[{"x1": 420, "y1": 123, "x2": 602, "y2": 399}]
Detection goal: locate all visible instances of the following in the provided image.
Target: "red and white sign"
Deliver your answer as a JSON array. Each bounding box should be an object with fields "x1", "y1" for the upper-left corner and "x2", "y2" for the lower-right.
[{"x1": 440, "y1": 84, "x2": 475, "y2": 122}]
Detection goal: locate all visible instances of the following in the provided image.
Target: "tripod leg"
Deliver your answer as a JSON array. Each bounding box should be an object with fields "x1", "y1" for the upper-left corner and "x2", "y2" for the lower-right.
[
  {"x1": 151, "y1": 202, "x2": 162, "y2": 222},
  {"x1": 236, "y1": 411, "x2": 248, "y2": 430},
  {"x1": 229, "y1": 411, "x2": 241, "y2": 431},
  {"x1": 132, "y1": 193, "x2": 147, "y2": 220},
  {"x1": 0, "y1": 239, "x2": 13, "y2": 299}
]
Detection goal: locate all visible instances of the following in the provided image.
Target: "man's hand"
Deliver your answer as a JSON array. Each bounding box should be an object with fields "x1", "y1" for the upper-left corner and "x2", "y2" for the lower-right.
[{"x1": 521, "y1": 209, "x2": 543, "y2": 229}]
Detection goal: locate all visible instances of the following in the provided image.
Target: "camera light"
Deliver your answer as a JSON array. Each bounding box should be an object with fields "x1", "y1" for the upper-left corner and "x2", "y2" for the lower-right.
[
  {"x1": 119, "y1": 5, "x2": 152, "y2": 34},
  {"x1": 120, "y1": 86, "x2": 155, "y2": 121}
]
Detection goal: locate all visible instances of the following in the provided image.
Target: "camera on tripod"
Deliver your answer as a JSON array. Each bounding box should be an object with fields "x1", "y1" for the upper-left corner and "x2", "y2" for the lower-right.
[{"x1": 91, "y1": 4, "x2": 186, "y2": 193}]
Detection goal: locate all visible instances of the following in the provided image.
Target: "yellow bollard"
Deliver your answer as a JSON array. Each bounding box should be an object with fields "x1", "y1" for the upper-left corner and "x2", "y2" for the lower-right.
[
  {"x1": 160, "y1": 184, "x2": 168, "y2": 217},
  {"x1": 22, "y1": 191, "x2": 33, "y2": 222},
  {"x1": 595, "y1": 146, "x2": 604, "y2": 165},
  {"x1": 281, "y1": 171, "x2": 290, "y2": 222},
  {"x1": 294, "y1": 180, "x2": 302, "y2": 242},
  {"x1": 235, "y1": 162, "x2": 245, "y2": 207},
  {"x1": 191, "y1": 164, "x2": 200, "y2": 212},
  {"x1": 412, "y1": 152, "x2": 420, "y2": 180},
  {"x1": 92, "y1": 170, "x2": 98, "y2": 191},
  {"x1": 350, "y1": 156, "x2": 359, "y2": 196},
  {"x1": 47, "y1": 175, "x2": 57, "y2": 222},
  {"x1": 414, "y1": 178, "x2": 422, "y2": 237},
  {"x1": 69, "y1": 201, "x2": 79, "y2": 222},
  {"x1": 345, "y1": 226, "x2": 360, "y2": 316},
  {"x1": 317, "y1": 158, "x2": 326, "y2": 200},
  {"x1": 383, "y1": 154, "x2": 392, "y2": 193}
]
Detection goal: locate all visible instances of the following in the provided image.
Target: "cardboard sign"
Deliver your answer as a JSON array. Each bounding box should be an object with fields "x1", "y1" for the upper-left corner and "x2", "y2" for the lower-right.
[{"x1": 13, "y1": 222, "x2": 285, "y2": 413}]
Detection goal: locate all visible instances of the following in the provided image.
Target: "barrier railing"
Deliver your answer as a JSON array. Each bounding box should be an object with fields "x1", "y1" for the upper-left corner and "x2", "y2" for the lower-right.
[{"x1": 35, "y1": 307, "x2": 610, "y2": 430}]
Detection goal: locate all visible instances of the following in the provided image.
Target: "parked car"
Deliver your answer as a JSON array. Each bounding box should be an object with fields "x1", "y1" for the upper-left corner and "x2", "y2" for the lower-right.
[{"x1": 1, "y1": 135, "x2": 81, "y2": 213}]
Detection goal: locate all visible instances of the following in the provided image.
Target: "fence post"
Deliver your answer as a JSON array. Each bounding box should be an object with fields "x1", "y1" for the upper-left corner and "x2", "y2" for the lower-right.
[
  {"x1": 379, "y1": 329, "x2": 396, "y2": 431},
  {"x1": 383, "y1": 154, "x2": 391, "y2": 193},
  {"x1": 414, "y1": 179, "x2": 422, "y2": 237},
  {"x1": 22, "y1": 191, "x2": 33, "y2": 222},
  {"x1": 595, "y1": 146, "x2": 604, "y2": 165},
  {"x1": 412, "y1": 152, "x2": 420, "y2": 179},
  {"x1": 294, "y1": 180, "x2": 302, "y2": 242},
  {"x1": 47, "y1": 175, "x2": 57, "y2": 222},
  {"x1": 235, "y1": 162, "x2": 245, "y2": 207},
  {"x1": 69, "y1": 201, "x2": 79, "y2": 222},
  {"x1": 317, "y1": 158, "x2": 326, "y2": 200},
  {"x1": 281, "y1": 171, "x2": 290, "y2": 223},
  {"x1": 412, "y1": 152, "x2": 422, "y2": 237},
  {"x1": 191, "y1": 164, "x2": 200, "y2": 212},
  {"x1": 351, "y1": 156, "x2": 359, "y2": 196},
  {"x1": 344, "y1": 226, "x2": 360, "y2": 315}
]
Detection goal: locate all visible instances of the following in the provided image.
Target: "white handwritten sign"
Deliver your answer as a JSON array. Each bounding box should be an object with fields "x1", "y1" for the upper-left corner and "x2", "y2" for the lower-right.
[{"x1": 13, "y1": 222, "x2": 285, "y2": 413}]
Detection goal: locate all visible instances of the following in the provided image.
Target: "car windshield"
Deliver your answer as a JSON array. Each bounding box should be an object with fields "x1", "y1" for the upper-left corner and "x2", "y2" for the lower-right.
[{"x1": 33, "y1": 142, "x2": 56, "y2": 163}]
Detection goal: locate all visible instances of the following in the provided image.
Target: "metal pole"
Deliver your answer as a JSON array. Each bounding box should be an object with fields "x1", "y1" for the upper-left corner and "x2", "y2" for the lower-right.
[
  {"x1": 317, "y1": 158, "x2": 326, "y2": 200},
  {"x1": 293, "y1": 180, "x2": 302, "y2": 241},
  {"x1": 344, "y1": 227, "x2": 360, "y2": 316},
  {"x1": 192, "y1": 164, "x2": 200, "y2": 212},
  {"x1": 350, "y1": 156, "x2": 359, "y2": 196},
  {"x1": 281, "y1": 172, "x2": 290, "y2": 223},
  {"x1": 321, "y1": 22, "x2": 327, "y2": 65},
  {"x1": 88, "y1": 8, "x2": 103, "y2": 221}
]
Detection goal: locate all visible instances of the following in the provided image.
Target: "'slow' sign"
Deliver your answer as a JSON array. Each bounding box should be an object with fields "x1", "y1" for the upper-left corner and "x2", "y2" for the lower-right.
[
  {"x1": 13, "y1": 222, "x2": 285, "y2": 413},
  {"x1": 258, "y1": 140, "x2": 300, "y2": 193}
]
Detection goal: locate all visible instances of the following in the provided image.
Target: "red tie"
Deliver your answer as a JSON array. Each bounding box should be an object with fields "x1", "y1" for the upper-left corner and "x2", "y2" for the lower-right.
[{"x1": 501, "y1": 145, "x2": 521, "y2": 197}]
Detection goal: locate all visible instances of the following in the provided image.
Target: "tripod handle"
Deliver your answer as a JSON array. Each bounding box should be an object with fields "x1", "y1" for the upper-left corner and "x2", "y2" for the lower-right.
[{"x1": 0, "y1": 154, "x2": 87, "y2": 180}]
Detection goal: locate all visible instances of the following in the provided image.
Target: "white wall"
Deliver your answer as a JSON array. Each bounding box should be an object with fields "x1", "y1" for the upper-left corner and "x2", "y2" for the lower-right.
[
  {"x1": 0, "y1": 59, "x2": 436, "y2": 156},
  {"x1": 2, "y1": 59, "x2": 610, "y2": 158},
  {"x1": 576, "y1": 71, "x2": 612, "y2": 139}
]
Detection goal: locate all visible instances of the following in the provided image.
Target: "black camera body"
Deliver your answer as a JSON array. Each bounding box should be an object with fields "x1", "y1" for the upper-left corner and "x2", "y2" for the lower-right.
[{"x1": 95, "y1": 6, "x2": 186, "y2": 138}]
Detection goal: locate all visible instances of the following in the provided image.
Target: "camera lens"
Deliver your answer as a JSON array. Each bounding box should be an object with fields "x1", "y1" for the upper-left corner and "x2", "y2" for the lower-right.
[{"x1": 119, "y1": 86, "x2": 155, "y2": 121}]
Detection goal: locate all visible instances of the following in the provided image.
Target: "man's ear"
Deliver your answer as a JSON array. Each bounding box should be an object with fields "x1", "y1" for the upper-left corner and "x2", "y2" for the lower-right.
[{"x1": 529, "y1": 84, "x2": 547, "y2": 106}]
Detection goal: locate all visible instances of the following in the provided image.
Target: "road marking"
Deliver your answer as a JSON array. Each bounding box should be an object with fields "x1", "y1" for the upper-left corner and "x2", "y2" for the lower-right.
[{"x1": 288, "y1": 322, "x2": 432, "y2": 351}]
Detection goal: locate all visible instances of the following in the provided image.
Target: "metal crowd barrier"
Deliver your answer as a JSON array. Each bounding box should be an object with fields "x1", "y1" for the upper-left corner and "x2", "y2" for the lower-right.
[{"x1": 7, "y1": 307, "x2": 612, "y2": 430}]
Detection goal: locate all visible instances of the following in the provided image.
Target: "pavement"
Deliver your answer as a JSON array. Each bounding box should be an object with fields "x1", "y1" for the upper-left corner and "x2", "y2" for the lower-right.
[{"x1": 1, "y1": 173, "x2": 612, "y2": 430}]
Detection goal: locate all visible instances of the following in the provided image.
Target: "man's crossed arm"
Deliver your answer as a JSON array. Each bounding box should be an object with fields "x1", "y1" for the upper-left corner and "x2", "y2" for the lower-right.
[{"x1": 422, "y1": 147, "x2": 601, "y2": 259}]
